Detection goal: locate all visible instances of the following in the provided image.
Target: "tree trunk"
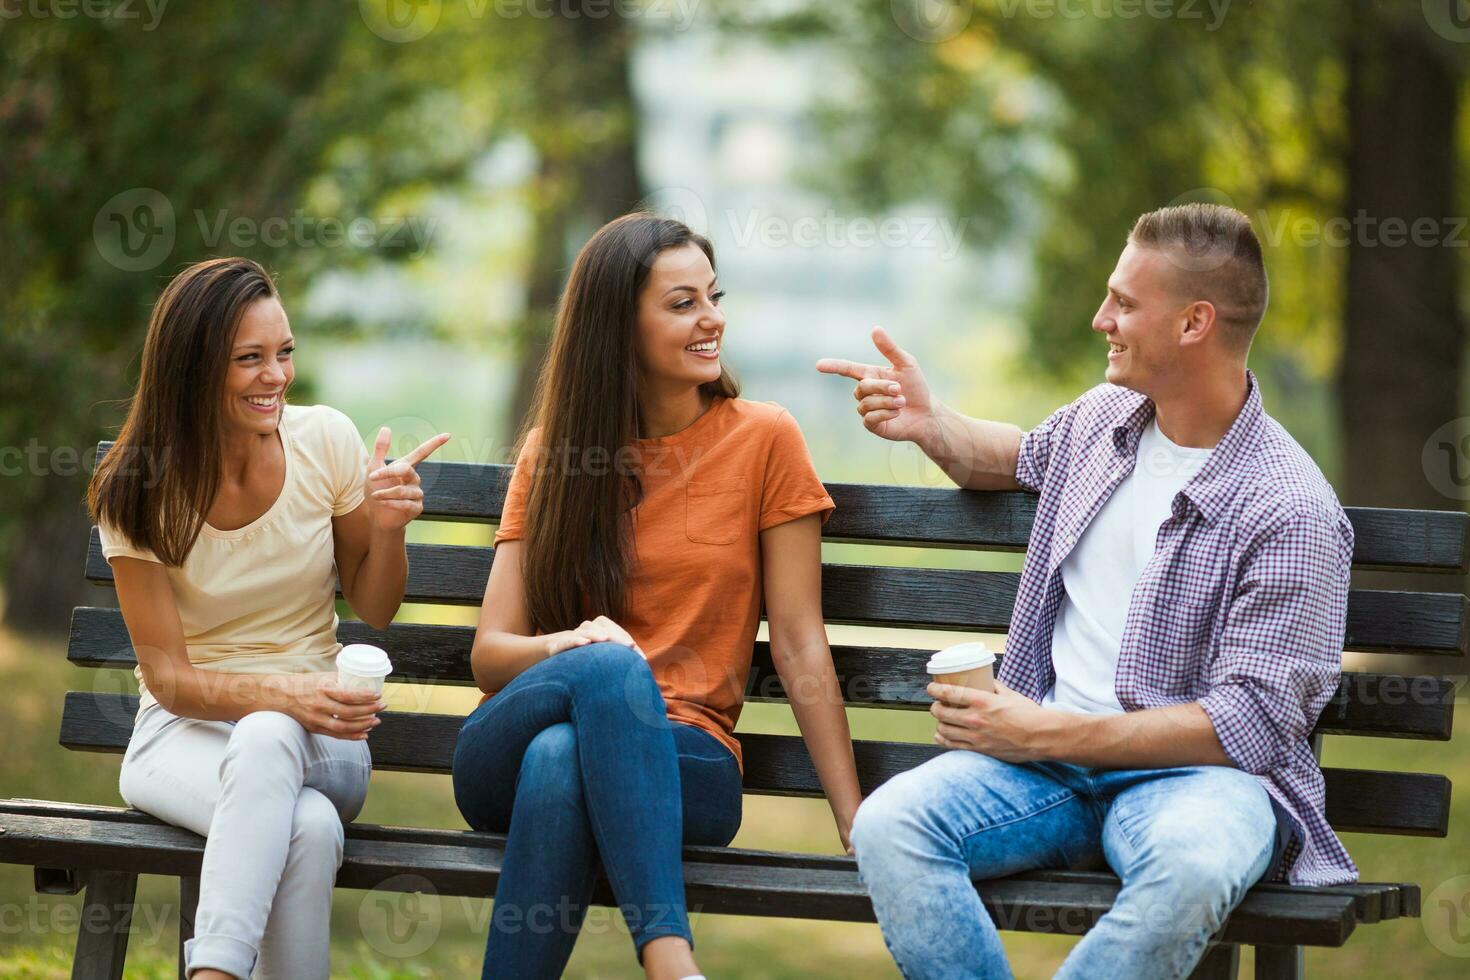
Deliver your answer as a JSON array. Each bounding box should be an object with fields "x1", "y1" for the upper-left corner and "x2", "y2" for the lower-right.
[
  {"x1": 1, "y1": 475, "x2": 96, "y2": 634},
  {"x1": 503, "y1": 7, "x2": 643, "y2": 443},
  {"x1": 1340, "y1": 3, "x2": 1464, "y2": 602}
]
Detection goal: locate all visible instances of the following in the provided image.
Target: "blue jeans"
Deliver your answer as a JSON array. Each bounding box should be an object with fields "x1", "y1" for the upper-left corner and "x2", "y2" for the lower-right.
[
  {"x1": 850, "y1": 750, "x2": 1281, "y2": 980},
  {"x1": 451, "y1": 642, "x2": 743, "y2": 980}
]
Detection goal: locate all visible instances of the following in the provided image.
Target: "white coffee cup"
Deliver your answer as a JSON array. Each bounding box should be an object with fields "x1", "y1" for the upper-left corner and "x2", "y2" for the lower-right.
[
  {"x1": 925, "y1": 642, "x2": 996, "y2": 693},
  {"x1": 336, "y1": 643, "x2": 393, "y2": 695}
]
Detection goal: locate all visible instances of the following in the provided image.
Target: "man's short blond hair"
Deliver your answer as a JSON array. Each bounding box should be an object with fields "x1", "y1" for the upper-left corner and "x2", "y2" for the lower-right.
[{"x1": 1129, "y1": 203, "x2": 1268, "y2": 348}]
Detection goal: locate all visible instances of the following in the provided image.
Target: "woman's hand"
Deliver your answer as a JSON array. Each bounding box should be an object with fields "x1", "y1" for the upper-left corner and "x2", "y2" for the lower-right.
[
  {"x1": 837, "y1": 808, "x2": 858, "y2": 856},
  {"x1": 365, "y1": 427, "x2": 452, "y2": 535},
  {"x1": 278, "y1": 673, "x2": 385, "y2": 740},
  {"x1": 544, "y1": 615, "x2": 646, "y2": 658}
]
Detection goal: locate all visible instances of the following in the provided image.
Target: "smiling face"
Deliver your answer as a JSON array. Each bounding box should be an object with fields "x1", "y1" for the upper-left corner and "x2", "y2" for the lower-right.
[
  {"x1": 224, "y1": 296, "x2": 295, "y2": 434},
  {"x1": 633, "y1": 243, "x2": 726, "y2": 393},
  {"x1": 1093, "y1": 242, "x2": 1201, "y2": 394}
]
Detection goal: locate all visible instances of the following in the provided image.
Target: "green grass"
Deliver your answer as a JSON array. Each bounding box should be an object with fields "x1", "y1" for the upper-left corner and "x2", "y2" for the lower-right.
[{"x1": 1, "y1": 627, "x2": 1465, "y2": 977}]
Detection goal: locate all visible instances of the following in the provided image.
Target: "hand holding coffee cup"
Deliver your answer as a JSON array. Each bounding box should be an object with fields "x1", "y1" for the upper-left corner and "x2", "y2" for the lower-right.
[
  {"x1": 337, "y1": 643, "x2": 394, "y2": 695},
  {"x1": 925, "y1": 642, "x2": 996, "y2": 699}
]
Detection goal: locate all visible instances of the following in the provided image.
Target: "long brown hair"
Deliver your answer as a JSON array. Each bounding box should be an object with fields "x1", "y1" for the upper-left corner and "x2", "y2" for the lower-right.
[
  {"x1": 87, "y1": 258, "x2": 279, "y2": 566},
  {"x1": 520, "y1": 213, "x2": 739, "y2": 633}
]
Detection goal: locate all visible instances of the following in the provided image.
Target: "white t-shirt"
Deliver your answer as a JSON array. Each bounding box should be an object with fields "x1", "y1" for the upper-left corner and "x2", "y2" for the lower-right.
[
  {"x1": 1041, "y1": 417, "x2": 1214, "y2": 715},
  {"x1": 98, "y1": 404, "x2": 370, "y2": 708}
]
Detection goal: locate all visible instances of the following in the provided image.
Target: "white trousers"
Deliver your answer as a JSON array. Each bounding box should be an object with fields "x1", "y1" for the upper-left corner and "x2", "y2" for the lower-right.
[{"x1": 119, "y1": 703, "x2": 372, "y2": 979}]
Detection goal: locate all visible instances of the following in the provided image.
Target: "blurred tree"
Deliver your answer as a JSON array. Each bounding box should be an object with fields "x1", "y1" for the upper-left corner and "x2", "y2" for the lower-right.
[
  {"x1": 501, "y1": 5, "x2": 643, "y2": 442},
  {"x1": 2, "y1": 6, "x2": 383, "y2": 631},
  {"x1": 0, "y1": 3, "x2": 526, "y2": 631}
]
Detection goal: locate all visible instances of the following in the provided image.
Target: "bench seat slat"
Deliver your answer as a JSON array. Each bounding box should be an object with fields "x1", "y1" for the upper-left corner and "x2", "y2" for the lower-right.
[
  {"x1": 90, "y1": 446, "x2": 1470, "y2": 573},
  {"x1": 84, "y1": 534, "x2": 1470, "y2": 655},
  {"x1": 67, "y1": 608, "x2": 1457, "y2": 740},
  {"x1": 0, "y1": 800, "x2": 1373, "y2": 945},
  {"x1": 57, "y1": 692, "x2": 1451, "y2": 836}
]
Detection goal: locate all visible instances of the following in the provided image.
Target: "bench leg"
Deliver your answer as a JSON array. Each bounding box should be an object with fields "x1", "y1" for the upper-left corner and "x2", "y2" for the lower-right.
[
  {"x1": 70, "y1": 869, "x2": 137, "y2": 980},
  {"x1": 177, "y1": 876, "x2": 199, "y2": 980},
  {"x1": 1188, "y1": 942, "x2": 1240, "y2": 979},
  {"x1": 1254, "y1": 944, "x2": 1304, "y2": 980}
]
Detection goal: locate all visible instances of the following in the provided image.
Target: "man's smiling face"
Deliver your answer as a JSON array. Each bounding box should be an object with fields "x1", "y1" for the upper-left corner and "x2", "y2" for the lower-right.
[{"x1": 1092, "y1": 242, "x2": 1192, "y2": 395}]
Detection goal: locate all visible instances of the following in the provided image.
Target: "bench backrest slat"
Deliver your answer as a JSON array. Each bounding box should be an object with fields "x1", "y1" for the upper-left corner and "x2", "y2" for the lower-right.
[
  {"x1": 93, "y1": 446, "x2": 1470, "y2": 573},
  {"x1": 67, "y1": 607, "x2": 1457, "y2": 741},
  {"x1": 84, "y1": 532, "x2": 1470, "y2": 656},
  {"x1": 57, "y1": 691, "x2": 1452, "y2": 837}
]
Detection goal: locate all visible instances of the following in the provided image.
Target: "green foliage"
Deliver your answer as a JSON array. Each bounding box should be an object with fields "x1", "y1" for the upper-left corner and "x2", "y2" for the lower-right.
[
  {"x1": 0, "y1": 3, "x2": 564, "y2": 590},
  {"x1": 726, "y1": 0, "x2": 1466, "y2": 393}
]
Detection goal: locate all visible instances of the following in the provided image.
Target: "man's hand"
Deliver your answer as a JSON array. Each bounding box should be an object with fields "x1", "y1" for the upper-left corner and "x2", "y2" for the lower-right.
[
  {"x1": 929, "y1": 679, "x2": 1235, "y2": 769},
  {"x1": 816, "y1": 326, "x2": 941, "y2": 447},
  {"x1": 928, "y1": 678, "x2": 1069, "y2": 763}
]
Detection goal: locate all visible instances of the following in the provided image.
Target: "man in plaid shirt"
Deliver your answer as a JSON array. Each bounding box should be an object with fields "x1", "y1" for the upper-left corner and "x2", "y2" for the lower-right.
[{"x1": 820, "y1": 204, "x2": 1355, "y2": 979}]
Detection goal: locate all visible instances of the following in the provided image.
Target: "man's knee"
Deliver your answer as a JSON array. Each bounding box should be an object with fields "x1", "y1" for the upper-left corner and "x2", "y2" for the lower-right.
[
  {"x1": 850, "y1": 763, "x2": 951, "y2": 865},
  {"x1": 849, "y1": 786, "x2": 902, "y2": 861},
  {"x1": 1125, "y1": 788, "x2": 1275, "y2": 930}
]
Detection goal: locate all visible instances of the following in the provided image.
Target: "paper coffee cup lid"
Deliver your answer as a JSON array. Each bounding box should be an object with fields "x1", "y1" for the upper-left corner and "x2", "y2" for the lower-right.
[
  {"x1": 926, "y1": 642, "x2": 995, "y2": 675},
  {"x1": 337, "y1": 643, "x2": 392, "y2": 678}
]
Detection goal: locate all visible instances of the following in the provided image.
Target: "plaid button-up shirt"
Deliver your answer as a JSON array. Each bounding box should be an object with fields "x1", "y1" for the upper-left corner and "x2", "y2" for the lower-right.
[{"x1": 999, "y1": 370, "x2": 1357, "y2": 886}]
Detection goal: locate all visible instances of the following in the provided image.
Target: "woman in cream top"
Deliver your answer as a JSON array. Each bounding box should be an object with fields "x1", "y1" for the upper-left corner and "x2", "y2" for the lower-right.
[
  {"x1": 101, "y1": 401, "x2": 373, "y2": 706},
  {"x1": 89, "y1": 257, "x2": 447, "y2": 980}
]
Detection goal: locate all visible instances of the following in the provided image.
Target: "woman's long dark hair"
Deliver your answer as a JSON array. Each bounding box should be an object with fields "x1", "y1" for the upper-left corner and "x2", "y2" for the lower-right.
[
  {"x1": 87, "y1": 258, "x2": 279, "y2": 566},
  {"x1": 520, "y1": 213, "x2": 739, "y2": 633}
]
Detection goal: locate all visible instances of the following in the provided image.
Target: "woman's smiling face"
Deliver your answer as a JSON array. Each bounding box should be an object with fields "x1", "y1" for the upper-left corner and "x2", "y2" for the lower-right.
[
  {"x1": 634, "y1": 243, "x2": 726, "y2": 392},
  {"x1": 224, "y1": 296, "x2": 295, "y2": 434}
]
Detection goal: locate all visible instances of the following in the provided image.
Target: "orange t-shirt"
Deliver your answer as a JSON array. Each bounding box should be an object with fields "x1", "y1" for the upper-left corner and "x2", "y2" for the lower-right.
[{"x1": 492, "y1": 397, "x2": 834, "y2": 772}]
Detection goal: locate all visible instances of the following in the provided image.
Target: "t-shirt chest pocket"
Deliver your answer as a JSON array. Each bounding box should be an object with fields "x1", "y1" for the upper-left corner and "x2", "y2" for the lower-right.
[{"x1": 685, "y1": 478, "x2": 747, "y2": 546}]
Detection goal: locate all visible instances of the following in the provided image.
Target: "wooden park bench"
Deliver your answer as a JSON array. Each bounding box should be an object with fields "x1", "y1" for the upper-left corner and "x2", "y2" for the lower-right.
[{"x1": 0, "y1": 443, "x2": 1464, "y2": 978}]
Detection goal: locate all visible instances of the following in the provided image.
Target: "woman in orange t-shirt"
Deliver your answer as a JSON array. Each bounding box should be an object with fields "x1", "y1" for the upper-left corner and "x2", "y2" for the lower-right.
[{"x1": 451, "y1": 213, "x2": 862, "y2": 980}]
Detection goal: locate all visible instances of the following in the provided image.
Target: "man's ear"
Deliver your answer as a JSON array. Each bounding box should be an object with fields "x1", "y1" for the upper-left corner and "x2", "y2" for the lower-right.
[{"x1": 1179, "y1": 299, "x2": 1217, "y2": 346}]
